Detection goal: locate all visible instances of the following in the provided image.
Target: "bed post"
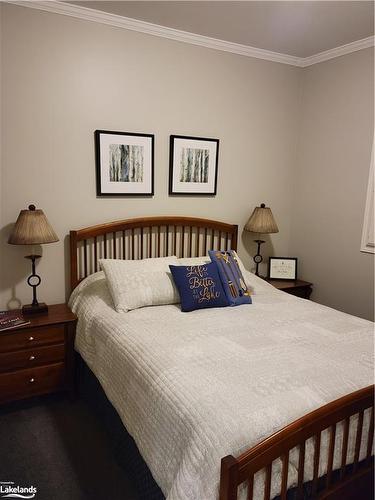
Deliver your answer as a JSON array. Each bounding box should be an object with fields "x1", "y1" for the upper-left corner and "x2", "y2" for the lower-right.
[
  {"x1": 70, "y1": 230, "x2": 78, "y2": 291},
  {"x1": 232, "y1": 225, "x2": 238, "y2": 252},
  {"x1": 220, "y1": 455, "x2": 239, "y2": 500}
]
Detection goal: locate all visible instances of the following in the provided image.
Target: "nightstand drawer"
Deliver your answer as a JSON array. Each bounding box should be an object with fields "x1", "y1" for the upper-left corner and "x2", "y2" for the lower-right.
[
  {"x1": 0, "y1": 363, "x2": 65, "y2": 403},
  {"x1": 0, "y1": 344, "x2": 65, "y2": 373},
  {"x1": 284, "y1": 286, "x2": 311, "y2": 299},
  {"x1": 0, "y1": 325, "x2": 64, "y2": 353},
  {"x1": 265, "y1": 279, "x2": 312, "y2": 299}
]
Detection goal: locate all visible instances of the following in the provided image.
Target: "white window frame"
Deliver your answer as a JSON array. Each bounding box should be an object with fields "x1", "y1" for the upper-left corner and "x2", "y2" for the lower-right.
[{"x1": 360, "y1": 138, "x2": 374, "y2": 254}]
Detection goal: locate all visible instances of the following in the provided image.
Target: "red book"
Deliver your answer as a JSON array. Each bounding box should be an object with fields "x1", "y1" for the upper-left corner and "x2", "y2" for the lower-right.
[{"x1": 0, "y1": 311, "x2": 30, "y2": 332}]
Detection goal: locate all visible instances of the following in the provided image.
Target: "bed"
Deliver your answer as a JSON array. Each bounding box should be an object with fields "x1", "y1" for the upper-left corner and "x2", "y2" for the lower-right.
[{"x1": 69, "y1": 216, "x2": 374, "y2": 500}]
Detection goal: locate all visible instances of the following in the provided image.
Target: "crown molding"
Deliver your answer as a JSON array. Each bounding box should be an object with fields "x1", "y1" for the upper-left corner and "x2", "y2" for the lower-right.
[
  {"x1": 301, "y1": 36, "x2": 375, "y2": 67},
  {"x1": 4, "y1": 1, "x2": 375, "y2": 67}
]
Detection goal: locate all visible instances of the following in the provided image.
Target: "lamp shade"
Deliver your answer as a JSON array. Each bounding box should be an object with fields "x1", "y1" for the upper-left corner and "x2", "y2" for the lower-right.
[
  {"x1": 8, "y1": 204, "x2": 59, "y2": 245},
  {"x1": 244, "y1": 203, "x2": 279, "y2": 234}
]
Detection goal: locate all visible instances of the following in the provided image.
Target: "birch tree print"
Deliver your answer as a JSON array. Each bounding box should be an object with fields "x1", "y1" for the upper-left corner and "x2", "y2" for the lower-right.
[
  {"x1": 109, "y1": 144, "x2": 144, "y2": 182},
  {"x1": 180, "y1": 148, "x2": 209, "y2": 183}
]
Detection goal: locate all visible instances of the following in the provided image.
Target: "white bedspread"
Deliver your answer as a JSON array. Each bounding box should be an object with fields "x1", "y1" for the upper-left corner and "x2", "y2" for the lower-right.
[{"x1": 69, "y1": 271, "x2": 373, "y2": 500}]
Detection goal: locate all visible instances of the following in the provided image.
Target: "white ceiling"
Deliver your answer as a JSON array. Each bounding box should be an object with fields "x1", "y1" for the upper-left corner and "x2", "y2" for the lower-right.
[{"x1": 70, "y1": 1, "x2": 374, "y2": 58}]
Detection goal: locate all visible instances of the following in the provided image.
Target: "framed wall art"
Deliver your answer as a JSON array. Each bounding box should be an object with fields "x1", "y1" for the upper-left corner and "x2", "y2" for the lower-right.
[
  {"x1": 95, "y1": 130, "x2": 154, "y2": 196},
  {"x1": 268, "y1": 257, "x2": 298, "y2": 280},
  {"x1": 169, "y1": 135, "x2": 219, "y2": 195}
]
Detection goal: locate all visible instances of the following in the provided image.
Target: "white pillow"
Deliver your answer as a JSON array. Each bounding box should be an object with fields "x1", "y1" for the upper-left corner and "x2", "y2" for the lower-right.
[
  {"x1": 242, "y1": 269, "x2": 277, "y2": 294},
  {"x1": 231, "y1": 251, "x2": 278, "y2": 294},
  {"x1": 177, "y1": 256, "x2": 210, "y2": 266},
  {"x1": 100, "y1": 256, "x2": 179, "y2": 312}
]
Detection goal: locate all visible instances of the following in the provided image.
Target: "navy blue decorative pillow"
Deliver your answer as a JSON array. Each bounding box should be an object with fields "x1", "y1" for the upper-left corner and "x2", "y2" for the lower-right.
[
  {"x1": 208, "y1": 250, "x2": 252, "y2": 306},
  {"x1": 169, "y1": 263, "x2": 230, "y2": 312}
]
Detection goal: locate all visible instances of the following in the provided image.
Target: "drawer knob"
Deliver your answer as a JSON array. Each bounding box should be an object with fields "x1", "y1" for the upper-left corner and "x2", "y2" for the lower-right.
[
  {"x1": 29, "y1": 378, "x2": 35, "y2": 383},
  {"x1": 29, "y1": 355, "x2": 35, "y2": 361},
  {"x1": 29, "y1": 336, "x2": 34, "y2": 341}
]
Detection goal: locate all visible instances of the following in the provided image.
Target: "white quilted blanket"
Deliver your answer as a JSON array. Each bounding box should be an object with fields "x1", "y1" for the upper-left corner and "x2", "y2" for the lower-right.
[{"x1": 69, "y1": 271, "x2": 373, "y2": 500}]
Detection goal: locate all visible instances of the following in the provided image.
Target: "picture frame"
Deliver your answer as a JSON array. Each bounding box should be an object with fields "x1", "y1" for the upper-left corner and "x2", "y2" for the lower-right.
[
  {"x1": 169, "y1": 135, "x2": 219, "y2": 195},
  {"x1": 95, "y1": 130, "x2": 154, "y2": 197},
  {"x1": 268, "y1": 257, "x2": 298, "y2": 280}
]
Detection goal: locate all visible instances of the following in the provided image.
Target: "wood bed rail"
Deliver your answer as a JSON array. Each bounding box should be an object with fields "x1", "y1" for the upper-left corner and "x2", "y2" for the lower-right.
[
  {"x1": 70, "y1": 216, "x2": 238, "y2": 291},
  {"x1": 220, "y1": 385, "x2": 374, "y2": 500}
]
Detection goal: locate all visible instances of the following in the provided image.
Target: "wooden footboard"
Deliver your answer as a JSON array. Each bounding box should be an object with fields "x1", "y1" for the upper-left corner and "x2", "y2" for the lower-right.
[{"x1": 220, "y1": 385, "x2": 374, "y2": 500}]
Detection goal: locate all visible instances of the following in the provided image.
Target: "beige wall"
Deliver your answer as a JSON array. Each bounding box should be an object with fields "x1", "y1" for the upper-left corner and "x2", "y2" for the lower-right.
[
  {"x1": 0, "y1": 5, "x2": 373, "y2": 320},
  {"x1": 290, "y1": 48, "x2": 374, "y2": 320},
  {"x1": 0, "y1": 4, "x2": 302, "y2": 309}
]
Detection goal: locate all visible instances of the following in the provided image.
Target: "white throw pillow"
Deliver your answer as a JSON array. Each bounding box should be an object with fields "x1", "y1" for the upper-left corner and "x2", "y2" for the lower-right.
[{"x1": 100, "y1": 256, "x2": 179, "y2": 312}]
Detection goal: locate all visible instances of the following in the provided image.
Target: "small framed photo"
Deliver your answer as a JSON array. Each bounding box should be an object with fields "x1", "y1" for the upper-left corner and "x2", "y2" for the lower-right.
[
  {"x1": 268, "y1": 257, "x2": 298, "y2": 280},
  {"x1": 95, "y1": 130, "x2": 154, "y2": 196},
  {"x1": 169, "y1": 135, "x2": 219, "y2": 195}
]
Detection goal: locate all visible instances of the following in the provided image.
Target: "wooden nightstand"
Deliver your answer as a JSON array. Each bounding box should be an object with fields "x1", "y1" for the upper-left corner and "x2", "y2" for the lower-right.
[
  {"x1": 266, "y1": 279, "x2": 313, "y2": 299},
  {"x1": 0, "y1": 304, "x2": 77, "y2": 404}
]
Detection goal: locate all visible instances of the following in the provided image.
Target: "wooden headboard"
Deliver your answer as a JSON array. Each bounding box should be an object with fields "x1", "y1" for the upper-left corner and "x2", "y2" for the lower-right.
[{"x1": 70, "y1": 216, "x2": 238, "y2": 290}]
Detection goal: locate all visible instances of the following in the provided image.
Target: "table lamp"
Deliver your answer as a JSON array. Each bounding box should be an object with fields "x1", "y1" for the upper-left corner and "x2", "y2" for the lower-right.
[
  {"x1": 244, "y1": 203, "x2": 279, "y2": 276},
  {"x1": 8, "y1": 204, "x2": 59, "y2": 314}
]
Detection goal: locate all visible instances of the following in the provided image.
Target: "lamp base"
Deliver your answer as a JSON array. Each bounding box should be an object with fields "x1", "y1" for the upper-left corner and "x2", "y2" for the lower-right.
[
  {"x1": 22, "y1": 303, "x2": 48, "y2": 315},
  {"x1": 23, "y1": 254, "x2": 47, "y2": 315},
  {"x1": 253, "y1": 239, "x2": 265, "y2": 276}
]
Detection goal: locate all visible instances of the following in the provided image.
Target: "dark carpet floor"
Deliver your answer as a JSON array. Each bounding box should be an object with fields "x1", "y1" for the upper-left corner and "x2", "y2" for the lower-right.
[{"x1": 0, "y1": 394, "x2": 140, "y2": 500}]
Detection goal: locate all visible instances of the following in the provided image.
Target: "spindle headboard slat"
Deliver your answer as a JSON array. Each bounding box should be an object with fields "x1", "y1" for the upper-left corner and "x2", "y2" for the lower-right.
[{"x1": 70, "y1": 216, "x2": 238, "y2": 291}]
